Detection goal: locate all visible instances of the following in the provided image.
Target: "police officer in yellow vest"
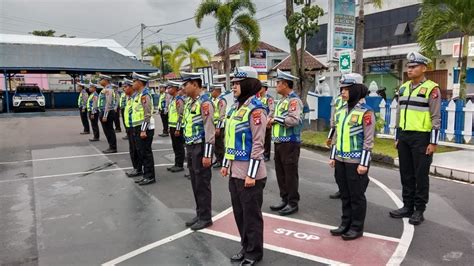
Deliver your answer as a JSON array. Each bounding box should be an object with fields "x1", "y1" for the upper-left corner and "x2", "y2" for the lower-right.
[
  {"x1": 221, "y1": 66, "x2": 267, "y2": 265},
  {"x1": 210, "y1": 83, "x2": 227, "y2": 168},
  {"x1": 122, "y1": 78, "x2": 143, "y2": 178},
  {"x1": 158, "y1": 85, "x2": 170, "y2": 137},
  {"x1": 389, "y1": 52, "x2": 441, "y2": 225},
  {"x1": 268, "y1": 69, "x2": 304, "y2": 216},
  {"x1": 87, "y1": 83, "x2": 101, "y2": 141},
  {"x1": 112, "y1": 83, "x2": 122, "y2": 133},
  {"x1": 77, "y1": 82, "x2": 90, "y2": 135},
  {"x1": 328, "y1": 73, "x2": 375, "y2": 241},
  {"x1": 258, "y1": 81, "x2": 274, "y2": 161},
  {"x1": 181, "y1": 72, "x2": 215, "y2": 231},
  {"x1": 98, "y1": 74, "x2": 118, "y2": 154},
  {"x1": 119, "y1": 84, "x2": 128, "y2": 140},
  {"x1": 131, "y1": 72, "x2": 156, "y2": 186},
  {"x1": 166, "y1": 80, "x2": 186, "y2": 173},
  {"x1": 326, "y1": 90, "x2": 347, "y2": 200}
]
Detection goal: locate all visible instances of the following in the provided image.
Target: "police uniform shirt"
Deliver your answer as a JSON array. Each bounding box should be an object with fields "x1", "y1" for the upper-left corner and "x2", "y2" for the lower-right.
[
  {"x1": 103, "y1": 85, "x2": 115, "y2": 118},
  {"x1": 187, "y1": 92, "x2": 216, "y2": 152},
  {"x1": 214, "y1": 96, "x2": 227, "y2": 129},
  {"x1": 91, "y1": 92, "x2": 99, "y2": 114},
  {"x1": 171, "y1": 95, "x2": 185, "y2": 130},
  {"x1": 140, "y1": 88, "x2": 155, "y2": 131},
  {"x1": 265, "y1": 94, "x2": 275, "y2": 117},
  {"x1": 273, "y1": 93, "x2": 303, "y2": 128},
  {"x1": 80, "y1": 89, "x2": 89, "y2": 108}
]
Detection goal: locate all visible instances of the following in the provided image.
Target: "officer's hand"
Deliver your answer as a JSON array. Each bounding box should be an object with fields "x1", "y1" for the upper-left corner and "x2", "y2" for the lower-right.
[
  {"x1": 140, "y1": 131, "x2": 147, "y2": 139},
  {"x1": 357, "y1": 165, "x2": 368, "y2": 175},
  {"x1": 174, "y1": 130, "x2": 181, "y2": 137},
  {"x1": 244, "y1": 176, "x2": 256, "y2": 188},
  {"x1": 102, "y1": 117, "x2": 107, "y2": 123},
  {"x1": 202, "y1": 157, "x2": 212, "y2": 168},
  {"x1": 220, "y1": 167, "x2": 228, "y2": 177},
  {"x1": 394, "y1": 140, "x2": 399, "y2": 149},
  {"x1": 329, "y1": 160, "x2": 335, "y2": 168},
  {"x1": 215, "y1": 128, "x2": 221, "y2": 137},
  {"x1": 325, "y1": 138, "x2": 332, "y2": 148},
  {"x1": 267, "y1": 118, "x2": 274, "y2": 126},
  {"x1": 426, "y1": 144, "x2": 437, "y2": 156}
]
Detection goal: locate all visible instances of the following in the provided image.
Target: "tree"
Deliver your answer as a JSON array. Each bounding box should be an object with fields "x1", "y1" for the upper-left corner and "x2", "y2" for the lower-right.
[
  {"x1": 416, "y1": 0, "x2": 474, "y2": 100},
  {"x1": 284, "y1": 0, "x2": 324, "y2": 103},
  {"x1": 354, "y1": 0, "x2": 383, "y2": 74},
  {"x1": 196, "y1": 0, "x2": 260, "y2": 90},
  {"x1": 30, "y1": 30, "x2": 56, "y2": 37},
  {"x1": 174, "y1": 37, "x2": 212, "y2": 72},
  {"x1": 144, "y1": 43, "x2": 174, "y2": 73}
]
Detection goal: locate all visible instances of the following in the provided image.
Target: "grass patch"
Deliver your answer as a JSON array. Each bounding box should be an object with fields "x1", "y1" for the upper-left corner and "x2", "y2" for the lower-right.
[{"x1": 301, "y1": 130, "x2": 458, "y2": 159}]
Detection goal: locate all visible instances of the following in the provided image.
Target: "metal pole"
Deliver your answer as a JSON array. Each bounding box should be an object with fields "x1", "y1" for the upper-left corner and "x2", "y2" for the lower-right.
[
  {"x1": 72, "y1": 74, "x2": 77, "y2": 92},
  {"x1": 140, "y1": 23, "x2": 145, "y2": 62},
  {"x1": 4, "y1": 71, "x2": 10, "y2": 113},
  {"x1": 160, "y1": 40, "x2": 165, "y2": 79}
]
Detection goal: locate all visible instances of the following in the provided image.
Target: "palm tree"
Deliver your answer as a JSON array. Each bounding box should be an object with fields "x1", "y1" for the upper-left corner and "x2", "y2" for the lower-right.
[
  {"x1": 174, "y1": 37, "x2": 212, "y2": 72},
  {"x1": 417, "y1": 0, "x2": 474, "y2": 100},
  {"x1": 195, "y1": 0, "x2": 260, "y2": 89},
  {"x1": 144, "y1": 43, "x2": 173, "y2": 71},
  {"x1": 354, "y1": 0, "x2": 383, "y2": 74}
]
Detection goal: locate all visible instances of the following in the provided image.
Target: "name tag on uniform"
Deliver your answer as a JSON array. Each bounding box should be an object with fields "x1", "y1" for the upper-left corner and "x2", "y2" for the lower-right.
[
  {"x1": 191, "y1": 104, "x2": 197, "y2": 114},
  {"x1": 234, "y1": 109, "x2": 247, "y2": 121},
  {"x1": 350, "y1": 114, "x2": 359, "y2": 124},
  {"x1": 419, "y1": 87, "x2": 427, "y2": 95}
]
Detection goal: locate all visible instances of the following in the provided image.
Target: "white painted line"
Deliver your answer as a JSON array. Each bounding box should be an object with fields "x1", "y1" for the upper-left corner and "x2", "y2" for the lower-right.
[
  {"x1": 200, "y1": 229, "x2": 349, "y2": 266},
  {"x1": 0, "y1": 148, "x2": 173, "y2": 165},
  {"x1": 262, "y1": 212, "x2": 400, "y2": 243},
  {"x1": 101, "y1": 229, "x2": 194, "y2": 266},
  {"x1": 0, "y1": 163, "x2": 174, "y2": 184}
]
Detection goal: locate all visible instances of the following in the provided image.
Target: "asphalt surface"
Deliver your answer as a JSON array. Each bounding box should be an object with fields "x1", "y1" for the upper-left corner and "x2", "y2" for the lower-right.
[{"x1": 0, "y1": 111, "x2": 472, "y2": 265}]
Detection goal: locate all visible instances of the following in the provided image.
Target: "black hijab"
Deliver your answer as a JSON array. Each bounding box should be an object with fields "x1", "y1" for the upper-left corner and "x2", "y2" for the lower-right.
[
  {"x1": 347, "y1": 83, "x2": 368, "y2": 110},
  {"x1": 237, "y1": 78, "x2": 262, "y2": 107}
]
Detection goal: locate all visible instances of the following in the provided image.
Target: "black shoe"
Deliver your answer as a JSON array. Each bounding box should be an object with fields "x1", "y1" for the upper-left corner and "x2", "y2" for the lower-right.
[
  {"x1": 330, "y1": 225, "x2": 350, "y2": 236},
  {"x1": 269, "y1": 201, "x2": 287, "y2": 211},
  {"x1": 115, "y1": 129, "x2": 122, "y2": 133},
  {"x1": 160, "y1": 133, "x2": 169, "y2": 137},
  {"x1": 171, "y1": 166, "x2": 184, "y2": 173},
  {"x1": 126, "y1": 169, "x2": 143, "y2": 177},
  {"x1": 212, "y1": 162, "x2": 222, "y2": 169},
  {"x1": 264, "y1": 157, "x2": 270, "y2": 162},
  {"x1": 341, "y1": 230, "x2": 363, "y2": 241},
  {"x1": 80, "y1": 131, "x2": 90, "y2": 135},
  {"x1": 134, "y1": 178, "x2": 145, "y2": 183},
  {"x1": 190, "y1": 220, "x2": 213, "y2": 231},
  {"x1": 122, "y1": 136, "x2": 128, "y2": 140},
  {"x1": 278, "y1": 205, "x2": 298, "y2": 216},
  {"x1": 230, "y1": 252, "x2": 245, "y2": 262},
  {"x1": 167, "y1": 166, "x2": 174, "y2": 171},
  {"x1": 103, "y1": 148, "x2": 117, "y2": 154},
  {"x1": 389, "y1": 207, "x2": 414, "y2": 218},
  {"x1": 89, "y1": 138, "x2": 100, "y2": 142},
  {"x1": 138, "y1": 178, "x2": 156, "y2": 186},
  {"x1": 185, "y1": 216, "x2": 199, "y2": 227},
  {"x1": 329, "y1": 191, "x2": 341, "y2": 199},
  {"x1": 184, "y1": 173, "x2": 191, "y2": 179},
  {"x1": 240, "y1": 258, "x2": 258, "y2": 266},
  {"x1": 408, "y1": 211, "x2": 425, "y2": 225}
]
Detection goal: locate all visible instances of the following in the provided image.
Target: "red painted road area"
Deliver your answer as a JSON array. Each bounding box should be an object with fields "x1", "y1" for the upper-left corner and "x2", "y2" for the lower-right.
[{"x1": 207, "y1": 211, "x2": 399, "y2": 265}]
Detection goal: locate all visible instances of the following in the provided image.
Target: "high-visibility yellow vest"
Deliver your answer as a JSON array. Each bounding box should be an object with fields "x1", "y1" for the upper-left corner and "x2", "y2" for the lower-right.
[
  {"x1": 334, "y1": 95, "x2": 345, "y2": 110},
  {"x1": 87, "y1": 92, "x2": 97, "y2": 113},
  {"x1": 212, "y1": 96, "x2": 227, "y2": 125},
  {"x1": 272, "y1": 92, "x2": 303, "y2": 143},
  {"x1": 335, "y1": 103, "x2": 372, "y2": 159},
  {"x1": 119, "y1": 92, "x2": 127, "y2": 109},
  {"x1": 398, "y1": 80, "x2": 438, "y2": 132},
  {"x1": 124, "y1": 95, "x2": 133, "y2": 128},
  {"x1": 183, "y1": 94, "x2": 211, "y2": 144},
  {"x1": 158, "y1": 92, "x2": 166, "y2": 111},
  {"x1": 131, "y1": 88, "x2": 154, "y2": 127},
  {"x1": 77, "y1": 91, "x2": 86, "y2": 108},
  {"x1": 224, "y1": 97, "x2": 264, "y2": 161},
  {"x1": 168, "y1": 96, "x2": 184, "y2": 127}
]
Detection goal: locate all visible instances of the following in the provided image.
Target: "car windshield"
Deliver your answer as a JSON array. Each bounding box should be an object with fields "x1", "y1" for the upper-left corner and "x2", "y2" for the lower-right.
[{"x1": 16, "y1": 87, "x2": 41, "y2": 94}]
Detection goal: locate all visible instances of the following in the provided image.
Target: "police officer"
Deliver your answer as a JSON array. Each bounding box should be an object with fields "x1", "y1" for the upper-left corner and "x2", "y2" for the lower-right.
[
  {"x1": 87, "y1": 83, "x2": 100, "y2": 141},
  {"x1": 258, "y1": 81, "x2": 274, "y2": 161},
  {"x1": 210, "y1": 84, "x2": 227, "y2": 169},
  {"x1": 221, "y1": 66, "x2": 267, "y2": 266},
  {"x1": 389, "y1": 52, "x2": 441, "y2": 225},
  {"x1": 181, "y1": 72, "x2": 215, "y2": 231},
  {"x1": 328, "y1": 73, "x2": 375, "y2": 241},
  {"x1": 158, "y1": 85, "x2": 170, "y2": 137},
  {"x1": 268, "y1": 69, "x2": 303, "y2": 216},
  {"x1": 166, "y1": 80, "x2": 186, "y2": 173},
  {"x1": 122, "y1": 78, "x2": 143, "y2": 178},
  {"x1": 112, "y1": 83, "x2": 122, "y2": 133},
  {"x1": 98, "y1": 74, "x2": 117, "y2": 153},
  {"x1": 131, "y1": 72, "x2": 156, "y2": 186},
  {"x1": 326, "y1": 89, "x2": 346, "y2": 200},
  {"x1": 119, "y1": 84, "x2": 128, "y2": 140},
  {"x1": 77, "y1": 82, "x2": 90, "y2": 135}
]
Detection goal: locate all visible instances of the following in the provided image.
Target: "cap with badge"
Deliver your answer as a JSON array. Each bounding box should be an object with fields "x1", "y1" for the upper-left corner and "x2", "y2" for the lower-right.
[
  {"x1": 132, "y1": 72, "x2": 150, "y2": 83},
  {"x1": 209, "y1": 83, "x2": 225, "y2": 91},
  {"x1": 339, "y1": 73, "x2": 363, "y2": 88},
  {"x1": 231, "y1": 66, "x2": 259, "y2": 82},
  {"x1": 98, "y1": 74, "x2": 112, "y2": 81},
  {"x1": 122, "y1": 78, "x2": 133, "y2": 86},
  {"x1": 89, "y1": 82, "x2": 103, "y2": 89},
  {"x1": 77, "y1": 82, "x2": 89, "y2": 88},
  {"x1": 180, "y1": 72, "x2": 204, "y2": 82},
  {"x1": 406, "y1": 51, "x2": 431, "y2": 67},
  {"x1": 167, "y1": 80, "x2": 183, "y2": 89},
  {"x1": 275, "y1": 69, "x2": 299, "y2": 81},
  {"x1": 261, "y1": 81, "x2": 269, "y2": 88}
]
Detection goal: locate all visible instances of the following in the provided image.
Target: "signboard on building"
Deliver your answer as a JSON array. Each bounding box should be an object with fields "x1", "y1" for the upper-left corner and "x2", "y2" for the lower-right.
[
  {"x1": 339, "y1": 51, "x2": 352, "y2": 73},
  {"x1": 250, "y1": 50, "x2": 268, "y2": 73},
  {"x1": 327, "y1": 0, "x2": 356, "y2": 62},
  {"x1": 452, "y1": 42, "x2": 474, "y2": 57},
  {"x1": 369, "y1": 63, "x2": 392, "y2": 73}
]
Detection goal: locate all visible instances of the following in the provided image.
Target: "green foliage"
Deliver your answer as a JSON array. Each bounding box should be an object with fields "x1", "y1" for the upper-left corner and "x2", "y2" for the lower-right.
[
  {"x1": 31, "y1": 30, "x2": 56, "y2": 36},
  {"x1": 375, "y1": 113, "x2": 385, "y2": 133},
  {"x1": 175, "y1": 37, "x2": 212, "y2": 71},
  {"x1": 284, "y1": 5, "x2": 323, "y2": 44},
  {"x1": 144, "y1": 44, "x2": 174, "y2": 72}
]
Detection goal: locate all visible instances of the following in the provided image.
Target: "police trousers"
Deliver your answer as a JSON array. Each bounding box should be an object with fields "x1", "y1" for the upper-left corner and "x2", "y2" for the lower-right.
[
  {"x1": 100, "y1": 110, "x2": 117, "y2": 150},
  {"x1": 127, "y1": 127, "x2": 142, "y2": 171},
  {"x1": 79, "y1": 107, "x2": 90, "y2": 133},
  {"x1": 229, "y1": 177, "x2": 266, "y2": 261},
  {"x1": 397, "y1": 131, "x2": 432, "y2": 211},
  {"x1": 186, "y1": 142, "x2": 212, "y2": 222},
  {"x1": 114, "y1": 107, "x2": 121, "y2": 131},
  {"x1": 134, "y1": 127, "x2": 155, "y2": 180},
  {"x1": 214, "y1": 127, "x2": 225, "y2": 164},
  {"x1": 264, "y1": 128, "x2": 271, "y2": 159},
  {"x1": 334, "y1": 160, "x2": 369, "y2": 232},
  {"x1": 274, "y1": 142, "x2": 300, "y2": 206},
  {"x1": 89, "y1": 112, "x2": 100, "y2": 139},
  {"x1": 160, "y1": 111, "x2": 169, "y2": 134},
  {"x1": 169, "y1": 127, "x2": 185, "y2": 167}
]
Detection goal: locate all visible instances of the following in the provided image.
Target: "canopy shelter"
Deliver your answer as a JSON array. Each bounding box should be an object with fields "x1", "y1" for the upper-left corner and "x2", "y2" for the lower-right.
[{"x1": 0, "y1": 43, "x2": 157, "y2": 112}]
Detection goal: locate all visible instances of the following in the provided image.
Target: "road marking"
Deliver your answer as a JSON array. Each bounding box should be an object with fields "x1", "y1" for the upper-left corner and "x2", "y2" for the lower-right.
[
  {"x1": 0, "y1": 163, "x2": 175, "y2": 183},
  {"x1": 0, "y1": 148, "x2": 173, "y2": 165}
]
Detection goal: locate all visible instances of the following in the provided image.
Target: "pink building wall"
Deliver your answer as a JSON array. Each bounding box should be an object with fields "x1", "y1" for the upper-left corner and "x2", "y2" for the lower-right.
[{"x1": 0, "y1": 74, "x2": 50, "y2": 91}]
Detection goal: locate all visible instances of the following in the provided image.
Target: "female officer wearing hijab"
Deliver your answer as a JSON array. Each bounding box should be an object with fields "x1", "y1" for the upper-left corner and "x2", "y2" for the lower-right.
[{"x1": 221, "y1": 66, "x2": 267, "y2": 266}]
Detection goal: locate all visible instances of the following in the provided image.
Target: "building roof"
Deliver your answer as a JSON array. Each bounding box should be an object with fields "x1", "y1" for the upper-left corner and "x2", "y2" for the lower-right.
[
  {"x1": 0, "y1": 43, "x2": 157, "y2": 74},
  {"x1": 214, "y1": 41, "x2": 287, "y2": 57},
  {"x1": 273, "y1": 49, "x2": 327, "y2": 71},
  {"x1": 0, "y1": 33, "x2": 135, "y2": 57}
]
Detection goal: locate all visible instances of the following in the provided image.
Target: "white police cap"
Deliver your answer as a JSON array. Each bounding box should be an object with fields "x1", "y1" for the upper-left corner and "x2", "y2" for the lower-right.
[
  {"x1": 180, "y1": 72, "x2": 203, "y2": 82},
  {"x1": 89, "y1": 83, "x2": 103, "y2": 89},
  {"x1": 261, "y1": 81, "x2": 269, "y2": 88},
  {"x1": 406, "y1": 51, "x2": 431, "y2": 67},
  {"x1": 98, "y1": 74, "x2": 112, "y2": 81},
  {"x1": 132, "y1": 72, "x2": 150, "y2": 82},
  {"x1": 167, "y1": 80, "x2": 183, "y2": 89},
  {"x1": 339, "y1": 73, "x2": 363, "y2": 88},
  {"x1": 209, "y1": 83, "x2": 225, "y2": 91},
  {"x1": 77, "y1": 82, "x2": 89, "y2": 88},
  {"x1": 122, "y1": 78, "x2": 133, "y2": 86},
  {"x1": 275, "y1": 69, "x2": 299, "y2": 81},
  {"x1": 232, "y1": 66, "x2": 259, "y2": 82}
]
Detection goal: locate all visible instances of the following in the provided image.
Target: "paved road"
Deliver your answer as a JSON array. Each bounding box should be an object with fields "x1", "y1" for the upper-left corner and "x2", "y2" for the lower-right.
[{"x1": 0, "y1": 112, "x2": 472, "y2": 265}]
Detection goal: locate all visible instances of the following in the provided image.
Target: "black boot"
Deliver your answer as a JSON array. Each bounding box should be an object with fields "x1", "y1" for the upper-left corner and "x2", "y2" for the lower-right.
[
  {"x1": 329, "y1": 191, "x2": 341, "y2": 199},
  {"x1": 408, "y1": 210, "x2": 425, "y2": 225},
  {"x1": 330, "y1": 225, "x2": 350, "y2": 236},
  {"x1": 138, "y1": 178, "x2": 156, "y2": 186},
  {"x1": 185, "y1": 216, "x2": 199, "y2": 227},
  {"x1": 389, "y1": 206, "x2": 414, "y2": 218},
  {"x1": 190, "y1": 220, "x2": 213, "y2": 231},
  {"x1": 269, "y1": 201, "x2": 287, "y2": 211},
  {"x1": 341, "y1": 230, "x2": 363, "y2": 241},
  {"x1": 278, "y1": 205, "x2": 298, "y2": 216}
]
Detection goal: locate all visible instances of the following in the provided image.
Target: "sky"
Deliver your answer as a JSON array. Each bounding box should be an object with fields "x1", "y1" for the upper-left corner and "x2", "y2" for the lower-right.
[{"x1": 0, "y1": 0, "x2": 329, "y2": 57}]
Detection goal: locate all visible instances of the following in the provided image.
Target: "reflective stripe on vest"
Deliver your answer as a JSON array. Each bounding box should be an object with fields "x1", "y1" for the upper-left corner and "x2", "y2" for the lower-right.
[
  {"x1": 158, "y1": 93, "x2": 166, "y2": 111},
  {"x1": 335, "y1": 104, "x2": 371, "y2": 159},
  {"x1": 272, "y1": 93, "x2": 303, "y2": 143},
  {"x1": 399, "y1": 80, "x2": 437, "y2": 132},
  {"x1": 183, "y1": 97, "x2": 208, "y2": 144},
  {"x1": 119, "y1": 93, "x2": 127, "y2": 109},
  {"x1": 124, "y1": 96, "x2": 133, "y2": 128},
  {"x1": 168, "y1": 97, "x2": 180, "y2": 127},
  {"x1": 98, "y1": 91, "x2": 106, "y2": 111},
  {"x1": 131, "y1": 89, "x2": 154, "y2": 127},
  {"x1": 87, "y1": 93, "x2": 95, "y2": 112}
]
